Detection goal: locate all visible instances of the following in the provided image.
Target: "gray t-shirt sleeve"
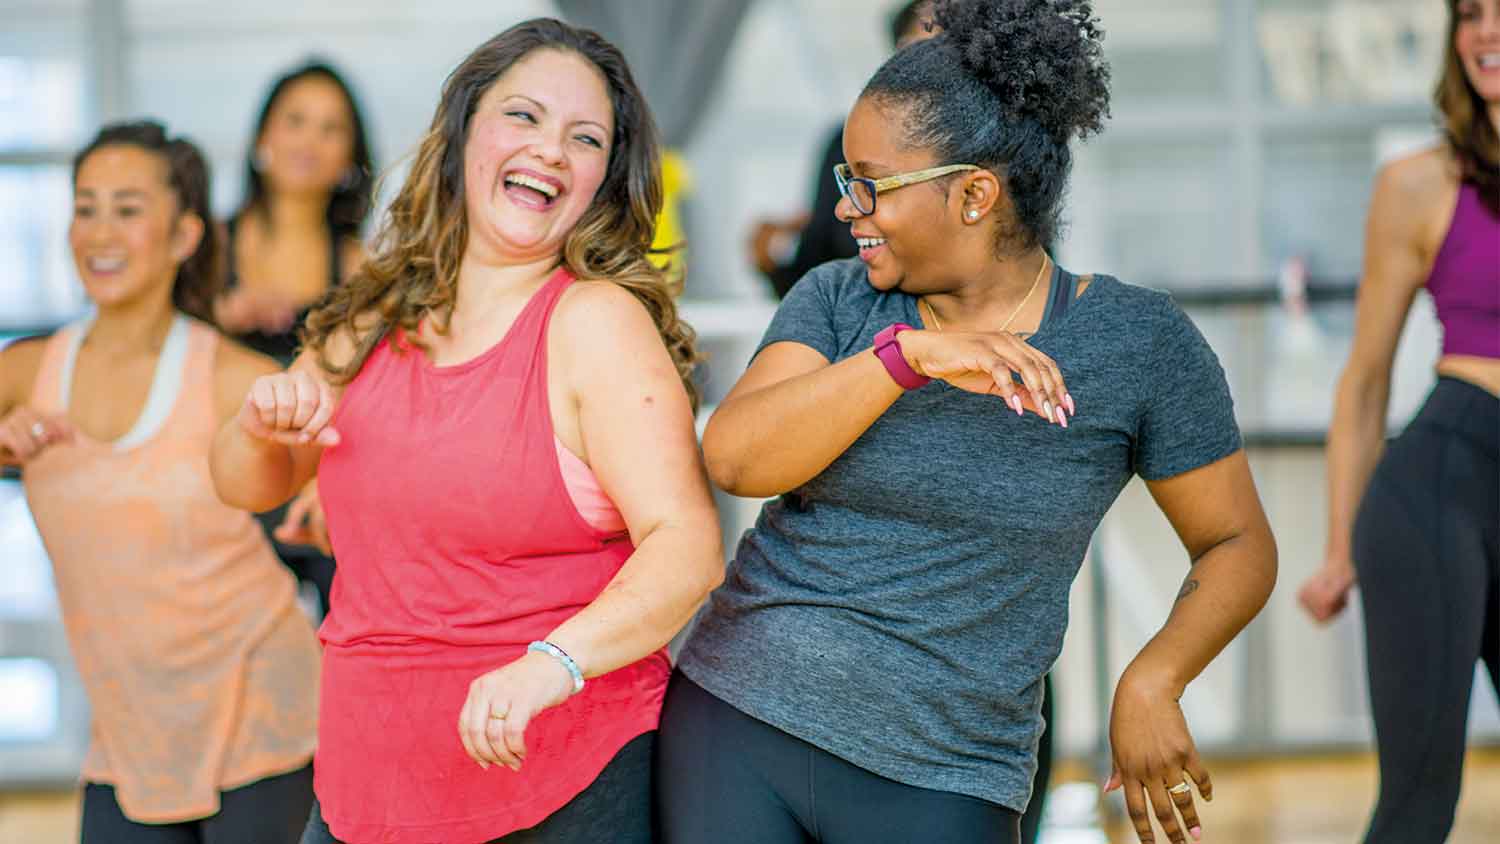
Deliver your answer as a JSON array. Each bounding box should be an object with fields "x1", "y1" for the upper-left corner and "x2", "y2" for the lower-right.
[
  {"x1": 1133, "y1": 295, "x2": 1243, "y2": 480},
  {"x1": 755, "y1": 263, "x2": 841, "y2": 361}
]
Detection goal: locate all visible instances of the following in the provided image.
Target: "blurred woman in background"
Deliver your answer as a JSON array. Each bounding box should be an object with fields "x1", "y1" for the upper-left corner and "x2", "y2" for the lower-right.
[
  {"x1": 211, "y1": 18, "x2": 722, "y2": 844},
  {"x1": 1298, "y1": 1, "x2": 1499, "y2": 840},
  {"x1": 217, "y1": 60, "x2": 372, "y2": 356},
  {"x1": 0, "y1": 121, "x2": 319, "y2": 843},
  {"x1": 216, "y1": 61, "x2": 375, "y2": 616}
]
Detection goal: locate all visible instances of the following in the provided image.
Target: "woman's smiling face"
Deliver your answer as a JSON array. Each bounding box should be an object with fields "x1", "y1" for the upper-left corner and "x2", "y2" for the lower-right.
[
  {"x1": 462, "y1": 48, "x2": 615, "y2": 264},
  {"x1": 837, "y1": 96, "x2": 967, "y2": 293}
]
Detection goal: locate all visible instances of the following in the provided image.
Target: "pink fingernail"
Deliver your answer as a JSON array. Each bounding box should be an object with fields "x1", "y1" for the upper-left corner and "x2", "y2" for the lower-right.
[
  {"x1": 1056, "y1": 407, "x2": 1068, "y2": 428},
  {"x1": 1065, "y1": 393, "x2": 1076, "y2": 415},
  {"x1": 1043, "y1": 400, "x2": 1054, "y2": 421},
  {"x1": 1010, "y1": 395, "x2": 1024, "y2": 416},
  {"x1": 1190, "y1": 826, "x2": 1202, "y2": 840}
]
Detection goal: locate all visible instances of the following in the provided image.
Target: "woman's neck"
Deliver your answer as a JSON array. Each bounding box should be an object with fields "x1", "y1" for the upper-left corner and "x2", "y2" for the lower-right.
[
  {"x1": 85, "y1": 294, "x2": 177, "y2": 356},
  {"x1": 258, "y1": 191, "x2": 331, "y2": 237},
  {"x1": 921, "y1": 248, "x2": 1050, "y2": 329},
  {"x1": 450, "y1": 249, "x2": 562, "y2": 326}
]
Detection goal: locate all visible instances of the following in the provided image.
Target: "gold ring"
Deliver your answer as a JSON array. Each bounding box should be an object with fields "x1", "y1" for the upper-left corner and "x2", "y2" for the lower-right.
[
  {"x1": 1169, "y1": 781, "x2": 1192, "y2": 796},
  {"x1": 488, "y1": 711, "x2": 508, "y2": 720}
]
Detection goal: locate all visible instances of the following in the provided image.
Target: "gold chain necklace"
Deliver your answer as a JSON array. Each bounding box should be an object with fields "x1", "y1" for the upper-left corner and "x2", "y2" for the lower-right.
[{"x1": 921, "y1": 253, "x2": 1050, "y2": 334}]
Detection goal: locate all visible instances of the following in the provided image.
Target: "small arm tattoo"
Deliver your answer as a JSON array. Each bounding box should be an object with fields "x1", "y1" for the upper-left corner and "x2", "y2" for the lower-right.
[{"x1": 1176, "y1": 578, "x2": 1200, "y2": 602}]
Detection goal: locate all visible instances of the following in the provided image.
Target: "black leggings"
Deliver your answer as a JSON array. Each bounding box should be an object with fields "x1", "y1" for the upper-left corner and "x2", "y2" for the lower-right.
[
  {"x1": 300, "y1": 732, "x2": 656, "y2": 844},
  {"x1": 657, "y1": 673, "x2": 1021, "y2": 844},
  {"x1": 81, "y1": 763, "x2": 313, "y2": 844},
  {"x1": 1022, "y1": 674, "x2": 1052, "y2": 844},
  {"x1": 1353, "y1": 377, "x2": 1499, "y2": 843}
]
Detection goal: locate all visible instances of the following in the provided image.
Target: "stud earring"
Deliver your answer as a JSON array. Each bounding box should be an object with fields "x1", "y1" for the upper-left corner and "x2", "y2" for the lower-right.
[{"x1": 966, "y1": 210, "x2": 980, "y2": 221}]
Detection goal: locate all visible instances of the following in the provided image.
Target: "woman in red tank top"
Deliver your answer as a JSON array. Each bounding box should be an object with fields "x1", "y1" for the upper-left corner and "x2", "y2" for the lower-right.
[{"x1": 210, "y1": 18, "x2": 724, "y2": 844}]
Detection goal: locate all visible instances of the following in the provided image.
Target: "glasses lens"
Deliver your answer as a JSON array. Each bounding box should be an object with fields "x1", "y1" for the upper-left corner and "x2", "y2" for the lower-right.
[{"x1": 850, "y1": 180, "x2": 875, "y2": 215}]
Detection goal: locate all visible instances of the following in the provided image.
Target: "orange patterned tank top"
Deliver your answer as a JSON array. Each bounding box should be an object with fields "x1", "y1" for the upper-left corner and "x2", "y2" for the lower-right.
[{"x1": 22, "y1": 316, "x2": 321, "y2": 823}]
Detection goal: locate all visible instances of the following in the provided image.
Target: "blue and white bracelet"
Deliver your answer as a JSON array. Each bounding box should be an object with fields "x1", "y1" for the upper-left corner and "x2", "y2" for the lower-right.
[{"x1": 528, "y1": 640, "x2": 585, "y2": 694}]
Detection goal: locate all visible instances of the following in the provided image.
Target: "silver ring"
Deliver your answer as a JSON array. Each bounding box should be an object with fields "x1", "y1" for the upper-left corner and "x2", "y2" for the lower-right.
[
  {"x1": 30, "y1": 422, "x2": 46, "y2": 439},
  {"x1": 1169, "y1": 781, "x2": 1193, "y2": 796}
]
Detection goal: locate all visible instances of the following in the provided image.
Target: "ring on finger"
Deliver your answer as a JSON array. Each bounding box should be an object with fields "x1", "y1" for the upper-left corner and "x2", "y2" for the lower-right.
[
  {"x1": 30, "y1": 422, "x2": 46, "y2": 439},
  {"x1": 1168, "y1": 781, "x2": 1193, "y2": 796},
  {"x1": 488, "y1": 709, "x2": 508, "y2": 720}
]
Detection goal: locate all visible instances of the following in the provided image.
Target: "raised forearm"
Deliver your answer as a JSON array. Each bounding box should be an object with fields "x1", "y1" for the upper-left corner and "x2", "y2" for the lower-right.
[
  {"x1": 210, "y1": 420, "x2": 298, "y2": 512},
  {"x1": 703, "y1": 349, "x2": 902, "y2": 497},
  {"x1": 544, "y1": 515, "x2": 723, "y2": 678},
  {"x1": 1127, "y1": 526, "x2": 1278, "y2": 695}
]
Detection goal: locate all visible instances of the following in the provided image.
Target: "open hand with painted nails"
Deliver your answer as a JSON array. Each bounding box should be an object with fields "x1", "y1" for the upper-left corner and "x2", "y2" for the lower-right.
[
  {"x1": 0, "y1": 406, "x2": 77, "y2": 466},
  {"x1": 897, "y1": 329, "x2": 1075, "y2": 426},
  {"x1": 457, "y1": 650, "x2": 578, "y2": 772},
  {"x1": 1106, "y1": 666, "x2": 1214, "y2": 843},
  {"x1": 237, "y1": 369, "x2": 341, "y2": 448}
]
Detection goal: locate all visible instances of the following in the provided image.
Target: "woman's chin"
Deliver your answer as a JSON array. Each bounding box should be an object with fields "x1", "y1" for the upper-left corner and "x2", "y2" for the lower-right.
[{"x1": 864, "y1": 265, "x2": 904, "y2": 292}]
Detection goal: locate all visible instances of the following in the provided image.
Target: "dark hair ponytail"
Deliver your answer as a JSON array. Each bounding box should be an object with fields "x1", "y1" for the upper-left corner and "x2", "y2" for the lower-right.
[
  {"x1": 864, "y1": 0, "x2": 1111, "y2": 252},
  {"x1": 73, "y1": 120, "x2": 222, "y2": 324}
]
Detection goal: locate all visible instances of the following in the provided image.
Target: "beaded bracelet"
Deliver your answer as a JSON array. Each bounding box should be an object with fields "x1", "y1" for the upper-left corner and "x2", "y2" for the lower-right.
[{"x1": 528, "y1": 640, "x2": 585, "y2": 694}]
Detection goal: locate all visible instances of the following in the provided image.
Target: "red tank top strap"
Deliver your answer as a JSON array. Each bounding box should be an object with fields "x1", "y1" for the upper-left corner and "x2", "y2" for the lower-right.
[{"x1": 507, "y1": 264, "x2": 576, "y2": 414}]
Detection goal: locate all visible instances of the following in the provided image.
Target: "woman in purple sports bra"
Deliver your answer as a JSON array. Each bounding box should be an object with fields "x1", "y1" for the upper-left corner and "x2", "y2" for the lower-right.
[{"x1": 1298, "y1": 1, "x2": 1500, "y2": 840}]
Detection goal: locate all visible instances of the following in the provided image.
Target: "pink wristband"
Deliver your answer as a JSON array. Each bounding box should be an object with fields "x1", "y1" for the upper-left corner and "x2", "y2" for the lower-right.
[{"x1": 873, "y1": 323, "x2": 931, "y2": 390}]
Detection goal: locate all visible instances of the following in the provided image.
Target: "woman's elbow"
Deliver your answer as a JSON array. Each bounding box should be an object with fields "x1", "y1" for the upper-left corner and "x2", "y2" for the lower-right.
[
  {"x1": 700, "y1": 419, "x2": 743, "y2": 493},
  {"x1": 689, "y1": 521, "x2": 726, "y2": 597},
  {"x1": 1248, "y1": 522, "x2": 1280, "y2": 606}
]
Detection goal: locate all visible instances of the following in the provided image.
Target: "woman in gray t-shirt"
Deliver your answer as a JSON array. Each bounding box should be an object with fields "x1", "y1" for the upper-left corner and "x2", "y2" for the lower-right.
[{"x1": 659, "y1": 2, "x2": 1278, "y2": 844}]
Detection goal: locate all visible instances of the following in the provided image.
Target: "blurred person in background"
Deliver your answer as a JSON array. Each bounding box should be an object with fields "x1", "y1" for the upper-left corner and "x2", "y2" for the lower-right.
[
  {"x1": 746, "y1": 1, "x2": 935, "y2": 300},
  {"x1": 0, "y1": 121, "x2": 319, "y2": 843},
  {"x1": 1298, "y1": 0, "x2": 1499, "y2": 840},
  {"x1": 210, "y1": 18, "x2": 722, "y2": 844},
  {"x1": 216, "y1": 61, "x2": 376, "y2": 618},
  {"x1": 661, "y1": 2, "x2": 1277, "y2": 843}
]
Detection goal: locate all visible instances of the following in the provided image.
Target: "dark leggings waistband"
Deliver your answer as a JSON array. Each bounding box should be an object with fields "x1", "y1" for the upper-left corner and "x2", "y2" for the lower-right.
[{"x1": 1405, "y1": 377, "x2": 1499, "y2": 453}]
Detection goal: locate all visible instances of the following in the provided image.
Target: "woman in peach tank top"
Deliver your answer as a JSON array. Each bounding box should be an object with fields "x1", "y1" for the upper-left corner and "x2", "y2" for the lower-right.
[
  {"x1": 0, "y1": 122, "x2": 320, "y2": 843},
  {"x1": 212, "y1": 19, "x2": 724, "y2": 844}
]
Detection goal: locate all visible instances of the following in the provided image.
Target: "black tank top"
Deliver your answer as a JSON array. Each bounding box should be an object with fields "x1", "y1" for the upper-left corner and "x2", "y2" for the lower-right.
[{"x1": 224, "y1": 215, "x2": 344, "y2": 365}]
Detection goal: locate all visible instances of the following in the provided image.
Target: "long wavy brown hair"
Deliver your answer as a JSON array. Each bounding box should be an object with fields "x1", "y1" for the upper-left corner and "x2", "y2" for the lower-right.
[
  {"x1": 1438, "y1": 0, "x2": 1500, "y2": 215},
  {"x1": 303, "y1": 18, "x2": 700, "y2": 406}
]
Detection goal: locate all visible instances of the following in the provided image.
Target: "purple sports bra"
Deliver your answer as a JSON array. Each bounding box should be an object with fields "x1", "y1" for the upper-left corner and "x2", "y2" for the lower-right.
[{"x1": 1426, "y1": 182, "x2": 1500, "y2": 359}]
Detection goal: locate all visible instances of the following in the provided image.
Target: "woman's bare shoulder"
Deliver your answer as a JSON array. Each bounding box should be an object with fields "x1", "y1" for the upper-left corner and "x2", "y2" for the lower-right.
[
  {"x1": 1376, "y1": 146, "x2": 1454, "y2": 207},
  {"x1": 0, "y1": 334, "x2": 52, "y2": 413}
]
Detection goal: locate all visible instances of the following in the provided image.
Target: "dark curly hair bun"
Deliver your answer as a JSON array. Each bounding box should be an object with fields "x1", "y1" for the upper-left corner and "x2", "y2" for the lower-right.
[
  {"x1": 862, "y1": 0, "x2": 1113, "y2": 251},
  {"x1": 934, "y1": 0, "x2": 1110, "y2": 143}
]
